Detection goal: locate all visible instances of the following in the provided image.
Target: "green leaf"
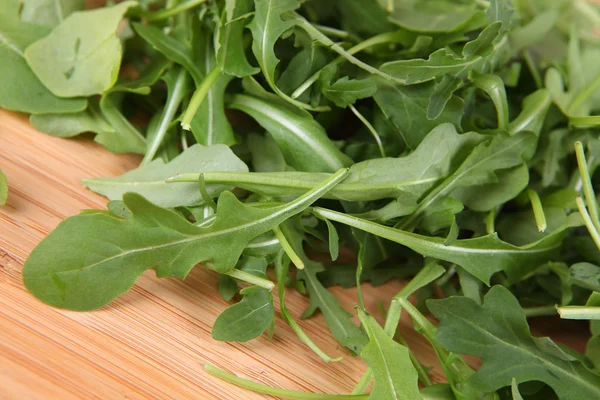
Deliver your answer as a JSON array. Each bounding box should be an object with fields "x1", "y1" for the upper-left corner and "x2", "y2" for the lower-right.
[
  {"x1": 389, "y1": 1, "x2": 483, "y2": 34},
  {"x1": 279, "y1": 221, "x2": 368, "y2": 353},
  {"x1": 428, "y1": 286, "x2": 600, "y2": 400},
  {"x1": 323, "y1": 218, "x2": 340, "y2": 261},
  {"x1": 217, "y1": 275, "x2": 238, "y2": 301},
  {"x1": 312, "y1": 207, "x2": 569, "y2": 284},
  {"x1": 190, "y1": 26, "x2": 236, "y2": 146},
  {"x1": 335, "y1": 0, "x2": 394, "y2": 36},
  {"x1": 132, "y1": 22, "x2": 203, "y2": 84},
  {"x1": 23, "y1": 170, "x2": 348, "y2": 310},
  {"x1": 248, "y1": 0, "x2": 324, "y2": 111},
  {"x1": 0, "y1": 15, "x2": 86, "y2": 113},
  {"x1": 229, "y1": 93, "x2": 353, "y2": 172},
  {"x1": 20, "y1": 0, "x2": 85, "y2": 27},
  {"x1": 30, "y1": 102, "x2": 112, "y2": 138},
  {"x1": 170, "y1": 123, "x2": 481, "y2": 201},
  {"x1": 374, "y1": 81, "x2": 464, "y2": 149},
  {"x1": 380, "y1": 22, "x2": 501, "y2": 84},
  {"x1": 0, "y1": 168, "x2": 7, "y2": 206},
  {"x1": 569, "y1": 262, "x2": 600, "y2": 292},
  {"x1": 357, "y1": 310, "x2": 422, "y2": 400},
  {"x1": 406, "y1": 131, "x2": 537, "y2": 225},
  {"x1": 452, "y1": 163, "x2": 529, "y2": 212},
  {"x1": 427, "y1": 75, "x2": 462, "y2": 120},
  {"x1": 25, "y1": 1, "x2": 137, "y2": 97},
  {"x1": 323, "y1": 77, "x2": 377, "y2": 108},
  {"x1": 84, "y1": 144, "x2": 248, "y2": 208},
  {"x1": 216, "y1": 0, "x2": 259, "y2": 77},
  {"x1": 212, "y1": 285, "x2": 274, "y2": 342}
]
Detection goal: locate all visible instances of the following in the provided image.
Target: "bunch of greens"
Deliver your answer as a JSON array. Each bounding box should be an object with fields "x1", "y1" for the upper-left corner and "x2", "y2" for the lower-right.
[{"x1": 5, "y1": 0, "x2": 600, "y2": 398}]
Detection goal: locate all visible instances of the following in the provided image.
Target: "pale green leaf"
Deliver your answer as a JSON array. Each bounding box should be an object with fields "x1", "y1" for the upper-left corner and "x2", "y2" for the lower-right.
[
  {"x1": 25, "y1": 2, "x2": 137, "y2": 97},
  {"x1": 83, "y1": 144, "x2": 248, "y2": 208}
]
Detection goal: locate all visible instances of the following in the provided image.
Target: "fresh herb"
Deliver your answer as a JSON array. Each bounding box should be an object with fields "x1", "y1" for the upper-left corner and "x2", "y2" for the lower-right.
[{"x1": 7, "y1": 0, "x2": 600, "y2": 398}]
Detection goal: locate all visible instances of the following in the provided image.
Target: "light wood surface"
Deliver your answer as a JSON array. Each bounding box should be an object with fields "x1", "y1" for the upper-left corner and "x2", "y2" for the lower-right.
[{"x1": 0, "y1": 109, "x2": 451, "y2": 399}]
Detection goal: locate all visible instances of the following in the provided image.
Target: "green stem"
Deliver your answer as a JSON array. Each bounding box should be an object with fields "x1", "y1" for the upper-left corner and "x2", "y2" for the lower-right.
[
  {"x1": 523, "y1": 305, "x2": 558, "y2": 318},
  {"x1": 557, "y1": 306, "x2": 600, "y2": 320},
  {"x1": 142, "y1": 67, "x2": 189, "y2": 166},
  {"x1": 523, "y1": 50, "x2": 542, "y2": 89},
  {"x1": 275, "y1": 251, "x2": 341, "y2": 362},
  {"x1": 204, "y1": 263, "x2": 275, "y2": 290},
  {"x1": 485, "y1": 208, "x2": 496, "y2": 234},
  {"x1": 471, "y1": 73, "x2": 509, "y2": 131},
  {"x1": 577, "y1": 197, "x2": 600, "y2": 250},
  {"x1": 273, "y1": 226, "x2": 305, "y2": 270},
  {"x1": 568, "y1": 73, "x2": 600, "y2": 115},
  {"x1": 291, "y1": 31, "x2": 406, "y2": 99},
  {"x1": 141, "y1": 0, "x2": 208, "y2": 21},
  {"x1": 181, "y1": 65, "x2": 222, "y2": 130},
  {"x1": 204, "y1": 364, "x2": 369, "y2": 399},
  {"x1": 570, "y1": 116, "x2": 600, "y2": 127},
  {"x1": 313, "y1": 24, "x2": 354, "y2": 40},
  {"x1": 349, "y1": 105, "x2": 386, "y2": 158},
  {"x1": 527, "y1": 189, "x2": 547, "y2": 232},
  {"x1": 198, "y1": 174, "x2": 217, "y2": 212},
  {"x1": 575, "y1": 141, "x2": 600, "y2": 232}
]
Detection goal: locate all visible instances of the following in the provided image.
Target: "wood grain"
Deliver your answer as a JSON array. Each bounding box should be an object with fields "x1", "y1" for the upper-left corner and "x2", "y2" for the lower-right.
[{"x1": 0, "y1": 109, "x2": 450, "y2": 399}]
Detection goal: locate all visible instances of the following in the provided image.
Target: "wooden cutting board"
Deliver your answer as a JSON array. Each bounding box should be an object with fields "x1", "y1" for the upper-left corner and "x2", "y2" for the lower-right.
[{"x1": 0, "y1": 109, "x2": 452, "y2": 400}]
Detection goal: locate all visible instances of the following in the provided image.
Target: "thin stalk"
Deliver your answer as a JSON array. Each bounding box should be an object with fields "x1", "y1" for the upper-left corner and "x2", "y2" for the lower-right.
[
  {"x1": 528, "y1": 189, "x2": 547, "y2": 232},
  {"x1": 142, "y1": 67, "x2": 189, "y2": 166},
  {"x1": 292, "y1": 31, "x2": 404, "y2": 99},
  {"x1": 142, "y1": 0, "x2": 208, "y2": 21},
  {"x1": 204, "y1": 364, "x2": 369, "y2": 400},
  {"x1": 313, "y1": 24, "x2": 353, "y2": 40},
  {"x1": 575, "y1": 141, "x2": 600, "y2": 232},
  {"x1": 181, "y1": 65, "x2": 222, "y2": 130},
  {"x1": 386, "y1": 0, "x2": 394, "y2": 12},
  {"x1": 568, "y1": 72, "x2": 600, "y2": 115},
  {"x1": 523, "y1": 50, "x2": 542, "y2": 89},
  {"x1": 557, "y1": 306, "x2": 600, "y2": 320},
  {"x1": 485, "y1": 208, "x2": 496, "y2": 234},
  {"x1": 471, "y1": 73, "x2": 509, "y2": 131},
  {"x1": 198, "y1": 174, "x2": 217, "y2": 212},
  {"x1": 276, "y1": 251, "x2": 341, "y2": 362},
  {"x1": 273, "y1": 226, "x2": 305, "y2": 270},
  {"x1": 577, "y1": 197, "x2": 600, "y2": 250},
  {"x1": 354, "y1": 262, "x2": 442, "y2": 393},
  {"x1": 204, "y1": 263, "x2": 275, "y2": 290},
  {"x1": 349, "y1": 105, "x2": 386, "y2": 158},
  {"x1": 570, "y1": 116, "x2": 600, "y2": 127},
  {"x1": 523, "y1": 305, "x2": 557, "y2": 318},
  {"x1": 180, "y1": 130, "x2": 189, "y2": 150}
]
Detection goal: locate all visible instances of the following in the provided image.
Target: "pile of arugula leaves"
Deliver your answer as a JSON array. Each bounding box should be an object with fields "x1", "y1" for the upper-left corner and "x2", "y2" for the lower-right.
[{"x1": 5, "y1": 0, "x2": 600, "y2": 398}]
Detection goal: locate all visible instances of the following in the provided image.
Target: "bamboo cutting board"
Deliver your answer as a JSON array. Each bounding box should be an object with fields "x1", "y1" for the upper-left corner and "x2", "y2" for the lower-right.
[{"x1": 0, "y1": 109, "x2": 449, "y2": 400}]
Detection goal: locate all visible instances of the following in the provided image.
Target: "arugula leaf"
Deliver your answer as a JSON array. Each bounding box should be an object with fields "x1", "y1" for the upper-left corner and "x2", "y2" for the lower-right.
[
  {"x1": 323, "y1": 77, "x2": 377, "y2": 108},
  {"x1": 0, "y1": 14, "x2": 86, "y2": 113},
  {"x1": 170, "y1": 123, "x2": 481, "y2": 201},
  {"x1": 190, "y1": 25, "x2": 236, "y2": 146},
  {"x1": 380, "y1": 23, "x2": 502, "y2": 85},
  {"x1": 248, "y1": 0, "x2": 325, "y2": 111},
  {"x1": 84, "y1": 144, "x2": 248, "y2": 208},
  {"x1": 213, "y1": 285, "x2": 274, "y2": 342},
  {"x1": 312, "y1": 207, "x2": 569, "y2": 284},
  {"x1": 30, "y1": 101, "x2": 112, "y2": 139},
  {"x1": 23, "y1": 169, "x2": 348, "y2": 310},
  {"x1": 280, "y1": 221, "x2": 368, "y2": 353},
  {"x1": 20, "y1": 0, "x2": 85, "y2": 27},
  {"x1": 428, "y1": 286, "x2": 600, "y2": 400},
  {"x1": 132, "y1": 22, "x2": 204, "y2": 84},
  {"x1": 216, "y1": 0, "x2": 260, "y2": 77},
  {"x1": 357, "y1": 310, "x2": 422, "y2": 400},
  {"x1": 25, "y1": 1, "x2": 137, "y2": 97},
  {"x1": 373, "y1": 82, "x2": 464, "y2": 149},
  {"x1": 388, "y1": 1, "x2": 484, "y2": 34},
  {"x1": 229, "y1": 93, "x2": 352, "y2": 172}
]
